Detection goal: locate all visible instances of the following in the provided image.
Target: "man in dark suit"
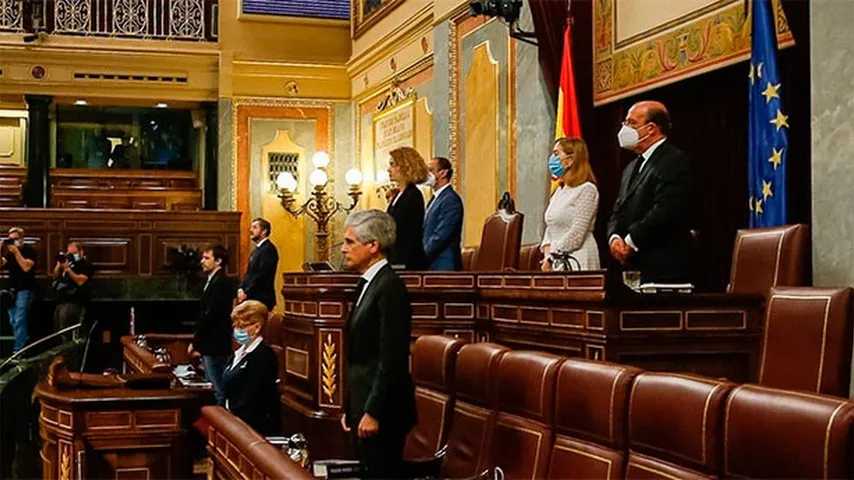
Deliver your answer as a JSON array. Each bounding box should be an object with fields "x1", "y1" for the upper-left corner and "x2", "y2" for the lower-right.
[
  {"x1": 188, "y1": 245, "x2": 235, "y2": 405},
  {"x1": 607, "y1": 100, "x2": 695, "y2": 283},
  {"x1": 423, "y1": 156, "x2": 464, "y2": 270},
  {"x1": 339, "y1": 209, "x2": 416, "y2": 478},
  {"x1": 237, "y1": 218, "x2": 278, "y2": 310}
]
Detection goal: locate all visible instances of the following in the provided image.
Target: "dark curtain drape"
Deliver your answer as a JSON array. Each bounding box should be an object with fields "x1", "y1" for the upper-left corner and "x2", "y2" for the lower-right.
[{"x1": 529, "y1": 0, "x2": 811, "y2": 290}]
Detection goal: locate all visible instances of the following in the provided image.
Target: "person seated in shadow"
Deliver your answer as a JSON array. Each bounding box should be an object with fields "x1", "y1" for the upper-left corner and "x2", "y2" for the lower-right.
[{"x1": 222, "y1": 300, "x2": 280, "y2": 436}]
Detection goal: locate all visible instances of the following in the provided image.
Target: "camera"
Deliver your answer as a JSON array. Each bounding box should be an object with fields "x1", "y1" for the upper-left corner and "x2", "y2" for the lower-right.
[
  {"x1": 55, "y1": 251, "x2": 74, "y2": 263},
  {"x1": 1, "y1": 238, "x2": 14, "y2": 246}
]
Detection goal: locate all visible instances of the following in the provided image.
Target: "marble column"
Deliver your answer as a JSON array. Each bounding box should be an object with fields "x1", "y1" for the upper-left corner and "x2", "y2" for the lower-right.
[
  {"x1": 810, "y1": 1, "x2": 854, "y2": 397},
  {"x1": 24, "y1": 95, "x2": 51, "y2": 207}
]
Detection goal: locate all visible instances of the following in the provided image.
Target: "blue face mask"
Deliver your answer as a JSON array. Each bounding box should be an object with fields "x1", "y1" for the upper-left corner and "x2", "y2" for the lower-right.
[
  {"x1": 233, "y1": 328, "x2": 251, "y2": 345},
  {"x1": 548, "y1": 154, "x2": 565, "y2": 178}
]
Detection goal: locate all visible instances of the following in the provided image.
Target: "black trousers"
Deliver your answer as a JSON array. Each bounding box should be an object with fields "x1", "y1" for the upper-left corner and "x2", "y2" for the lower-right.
[{"x1": 351, "y1": 429, "x2": 407, "y2": 479}]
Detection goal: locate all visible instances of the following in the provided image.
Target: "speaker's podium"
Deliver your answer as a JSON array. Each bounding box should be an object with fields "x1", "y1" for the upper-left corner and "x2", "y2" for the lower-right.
[{"x1": 34, "y1": 360, "x2": 203, "y2": 479}]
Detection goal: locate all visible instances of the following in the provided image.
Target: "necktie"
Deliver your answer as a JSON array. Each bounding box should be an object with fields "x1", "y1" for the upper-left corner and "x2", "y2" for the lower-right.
[
  {"x1": 353, "y1": 278, "x2": 368, "y2": 306},
  {"x1": 627, "y1": 156, "x2": 644, "y2": 189}
]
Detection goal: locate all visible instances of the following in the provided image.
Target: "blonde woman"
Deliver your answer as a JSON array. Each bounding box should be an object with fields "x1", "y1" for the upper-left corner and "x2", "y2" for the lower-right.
[
  {"x1": 386, "y1": 146, "x2": 429, "y2": 269},
  {"x1": 541, "y1": 137, "x2": 601, "y2": 271},
  {"x1": 222, "y1": 300, "x2": 280, "y2": 435}
]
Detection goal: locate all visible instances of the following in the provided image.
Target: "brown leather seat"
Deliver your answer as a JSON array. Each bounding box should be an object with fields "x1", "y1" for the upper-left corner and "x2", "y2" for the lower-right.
[
  {"x1": 462, "y1": 246, "x2": 477, "y2": 271},
  {"x1": 489, "y1": 351, "x2": 564, "y2": 479},
  {"x1": 547, "y1": 359, "x2": 642, "y2": 479},
  {"x1": 471, "y1": 201, "x2": 524, "y2": 271},
  {"x1": 723, "y1": 384, "x2": 854, "y2": 478},
  {"x1": 727, "y1": 224, "x2": 809, "y2": 297},
  {"x1": 202, "y1": 405, "x2": 312, "y2": 479},
  {"x1": 626, "y1": 373, "x2": 734, "y2": 479},
  {"x1": 404, "y1": 335, "x2": 466, "y2": 460},
  {"x1": 441, "y1": 342, "x2": 509, "y2": 479},
  {"x1": 518, "y1": 243, "x2": 544, "y2": 271},
  {"x1": 758, "y1": 287, "x2": 853, "y2": 397}
]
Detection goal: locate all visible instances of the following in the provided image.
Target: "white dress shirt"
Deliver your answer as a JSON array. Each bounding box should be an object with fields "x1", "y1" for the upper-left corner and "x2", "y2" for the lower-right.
[
  {"x1": 229, "y1": 335, "x2": 263, "y2": 370},
  {"x1": 356, "y1": 258, "x2": 388, "y2": 306}
]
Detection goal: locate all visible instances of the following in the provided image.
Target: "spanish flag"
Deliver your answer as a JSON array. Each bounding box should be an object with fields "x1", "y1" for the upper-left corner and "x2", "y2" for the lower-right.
[{"x1": 554, "y1": 20, "x2": 581, "y2": 139}]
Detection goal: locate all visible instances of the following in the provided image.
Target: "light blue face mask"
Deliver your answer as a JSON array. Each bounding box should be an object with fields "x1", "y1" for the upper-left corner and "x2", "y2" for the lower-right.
[
  {"x1": 548, "y1": 154, "x2": 565, "y2": 178},
  {"x1": 233, "y1": 328, "x2": 251, "y2": 345}
]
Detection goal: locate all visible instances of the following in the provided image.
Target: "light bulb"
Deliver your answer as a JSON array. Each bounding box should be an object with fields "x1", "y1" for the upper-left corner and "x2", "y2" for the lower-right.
[
  {"x1": 309, "y1": 169, "x2": 328, "y2": 187},
  {"x1": 312, "y1": 151, "x2": 330, "y2": 168},
  {"x1": 276, "y1": 172, "x2": 297, "y2": 192},
  {"x1": 345, "y1": 168, "x2": 363, "y2": 186}
]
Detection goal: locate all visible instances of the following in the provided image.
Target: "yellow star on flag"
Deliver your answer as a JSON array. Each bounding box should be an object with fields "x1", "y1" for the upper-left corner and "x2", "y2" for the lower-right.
[
  {"x1": 768, "y1": 147, "x2": 784, "y2": 169},
  {"x1": 762, "y1": 82, "x2": 780, "y2": 103},
  {"x1": 755, "y1": 198, "x2": 764, "y2": 215},
  {"x1": 770, "y1": 109, "x2": 789, "y2": 130},
  {"x1": 761, "y1": 180, "x2": 773, "y2": 200}
]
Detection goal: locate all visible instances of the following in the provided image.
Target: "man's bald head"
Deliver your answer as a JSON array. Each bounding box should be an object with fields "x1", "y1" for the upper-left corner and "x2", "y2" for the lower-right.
[{"x1": 631, "y1": 101, "x2": 671, "y2": 136}]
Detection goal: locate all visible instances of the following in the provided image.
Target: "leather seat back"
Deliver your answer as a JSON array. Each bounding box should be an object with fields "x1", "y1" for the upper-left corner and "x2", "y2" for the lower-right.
[
  {"x1": 404, "y1": 335, "x2": 466, "y2": 460},
  {"x1": 758, "y1": 287, "x2": 853, "y2": 397},
  {"x1": 627, "y1": 373, "x2": 733, "y2": 479},
  {"x1": 727, "y1": 224, "x2": 809, "y2": 297},
  {"x1": 473, "y1": 210, "x2": 524, "y2": 271},
  {"x1": 441, "y1": 342, "x2": 509, "y2": 479},
  {"x1": 547, "y1": 359, "x2": 642, "y2": 479},
  {"x1": 723, "y1": 385, "x2": 854, "y2": 478},
  {"x1": 518, "y1": 244, "x2": 544, "y2": 271},
  {"x1": 490, "y1": 351, "x2": 563, "y2": 480},
  {"x1": 462, "y1": 246, "x2": 477, "y2": 271}
]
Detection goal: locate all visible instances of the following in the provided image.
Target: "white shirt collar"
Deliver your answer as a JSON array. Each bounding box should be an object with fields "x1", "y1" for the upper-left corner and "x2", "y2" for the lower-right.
[
  {"x1": 431, "y1": 183, "x2": 452, "y2": 199},
  {"x1": 207, "y1": 266, "x2": 221, "y2": 282},
  {"x1": 639, "y1": 137, "x2": 667, "y2": 172},
  {"x1": 255, "y1": 237, "x2": 268, "y2": 248},
  {"x1": 231, "y1": 335, "x2": 263, "y2": 369},
  {"x1": 357, "y1": 258, "x2": 388, "y2": 305}
]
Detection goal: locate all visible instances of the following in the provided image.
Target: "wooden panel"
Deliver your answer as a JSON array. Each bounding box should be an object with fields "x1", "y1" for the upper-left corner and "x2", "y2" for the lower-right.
[
  {"x1": 49, "y1": 168, "x2": 202, "y2": 211},
  {"x1": 0, "y1": 209, "x2": 240, "y2": 277},
  {"x1": 0, "y1": 165, "x2": 25, "y2": 207}
]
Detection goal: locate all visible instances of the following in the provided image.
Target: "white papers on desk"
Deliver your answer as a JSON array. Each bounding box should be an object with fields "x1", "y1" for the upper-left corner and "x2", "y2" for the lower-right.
[
  {"x1": 173, "y1": 364, "x2": 212, "y2": 388},
  {"x1": 639, "y1": 283, "x2": 694, "y2": 294}
]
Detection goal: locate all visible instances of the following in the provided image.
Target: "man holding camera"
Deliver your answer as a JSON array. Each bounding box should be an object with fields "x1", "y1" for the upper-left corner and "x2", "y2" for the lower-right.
[
  {"x1": 1, "y1": 227, "x2": 36, "y2": 352},
  {"x1": 51, "y1": 241, "x2": 94, "y2": 336}
]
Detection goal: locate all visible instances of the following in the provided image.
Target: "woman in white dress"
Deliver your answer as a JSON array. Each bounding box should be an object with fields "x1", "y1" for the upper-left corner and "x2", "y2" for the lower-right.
[{"x1": 541, "y1": 137, "x2": 601, "y2": 271}]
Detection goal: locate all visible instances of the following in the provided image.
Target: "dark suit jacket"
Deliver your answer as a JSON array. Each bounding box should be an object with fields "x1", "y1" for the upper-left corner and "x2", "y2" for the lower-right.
[
  {"x1": 240, "y1": 239, "x2": 278, "y2": 309},
  {"x1": 387, "y1": 183, "x2": 426, "y2": 269},
  {"x1": 193, "y1": 269, "x2": 235, "y2": 356},
  {"x1": 345, "y1": 264, "x2": 416, "y2": 435},
  {"x1": 423, "y1": 186, "x2": 463, "y2": 270},
  {"x1": 607, "y1": 141, "x2": 695, "y2": 283},
  {"x1": 222, "y1": 341, "x2": 280, "y2": 436}
]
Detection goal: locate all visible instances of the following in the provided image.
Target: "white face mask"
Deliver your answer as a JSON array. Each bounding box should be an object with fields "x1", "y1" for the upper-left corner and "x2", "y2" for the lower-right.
[
  {"x1": 424, "y1": 172, "x2": 437, "y2": 189},
  {"x1": 617, "y1": 124, "x2": 641, "y2": 149}
]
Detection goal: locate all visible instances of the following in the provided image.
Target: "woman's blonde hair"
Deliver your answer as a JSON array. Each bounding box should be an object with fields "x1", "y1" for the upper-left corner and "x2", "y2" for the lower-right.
[
  {"x1": 389, "y1": 147, "x2": 429, "y2": 186},
  {"x1": 231, "y1": 300, "x2": 268, "y2": 329},
  {"x1": 555, "y1": 137, "x2": 597, "y2": 187}
]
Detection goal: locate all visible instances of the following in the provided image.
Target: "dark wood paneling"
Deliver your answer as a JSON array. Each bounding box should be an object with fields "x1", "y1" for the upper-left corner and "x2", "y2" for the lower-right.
[
  {"x1": 49, "y1": 168, "x2": 202, "y2": 211},
  {"x1": 0, "y1": 208, "x2": 240, "y2": 276},
  {"x1": 0, "y1": 165, "x2": 26, "y2": 207}
]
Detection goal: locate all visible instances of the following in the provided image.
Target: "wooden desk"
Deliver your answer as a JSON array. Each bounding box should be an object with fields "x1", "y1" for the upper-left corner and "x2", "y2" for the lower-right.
[
  {"x1": 35, "y1": 382, "x2": 200, "y2": 480},
  {"x1": 279, "y1": 270, "x2": 763, "y2": 458}
]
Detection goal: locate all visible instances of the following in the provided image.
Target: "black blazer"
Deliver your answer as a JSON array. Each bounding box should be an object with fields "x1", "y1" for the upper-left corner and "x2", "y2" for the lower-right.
[
  {"x1": 222, "y1": 342, "x2": 280, "y2": 436},
  {"x1": 387, "y1": 183, "x2": 427, "y2": 269},
  {"x1": 240, "y1": 240, "x2": 279, "y2": 309},
  {"x1": 193, "y1": 269, "x2": 235, "y2": 356},
  {"x1": 607, "y1": 141, "x2": 695, "y2": 283},
  {"x1": 344, "y1": 264, "x2": 416, "y2": 435}
]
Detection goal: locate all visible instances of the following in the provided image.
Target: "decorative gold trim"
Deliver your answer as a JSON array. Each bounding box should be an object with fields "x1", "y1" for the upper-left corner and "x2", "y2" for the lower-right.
[
  {"x1": 352, "y1": 0, "x2": 406, "y2": 39},
  {"x1": 59, "y1": 441, "x2": 72, "y2": 480},
  {"x1": 728, "y1": 229, "x2": 785, "y2": 291},
  {"x1": 629, "y1": 462, "x2": 683, "y2": 480},
  {"x1": 321, "y1": 333, "x2": 338, "y2": 404},
  {"x1": 494, "y1": 419, "x2": 544, "y2": 477},
  {"x1": 285, "y1": 346, "x2": 310, "y2": 380}
]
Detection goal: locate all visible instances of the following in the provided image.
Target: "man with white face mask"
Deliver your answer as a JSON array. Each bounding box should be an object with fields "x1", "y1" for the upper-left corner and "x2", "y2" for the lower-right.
[
  {"x1": 607, "y1": 101, "x2": 695, "y2": 283},
  {"x1": 422, "y1": 156, "x2": 464, "y2": 270}
]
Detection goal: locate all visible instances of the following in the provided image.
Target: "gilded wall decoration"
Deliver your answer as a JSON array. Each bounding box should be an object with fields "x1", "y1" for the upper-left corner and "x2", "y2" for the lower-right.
[
  {"x1": 0, "y1": 0, "x2": 22, "y2": 31},
  {"x1": 352, "y1": 0, "x2": 404, "y2": 38},
  {"x1": 318, "y1": 329, "x2": 342, "y2": 407},
  {"x1": 593, "y1": 0, "x2": 793, "y2": 105}
]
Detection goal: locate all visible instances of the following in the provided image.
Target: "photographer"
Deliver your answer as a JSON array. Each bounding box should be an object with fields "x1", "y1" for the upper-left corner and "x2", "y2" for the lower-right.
[
  {"x1": 51, "y1": 241, "x2": 94, "y2": 336},
  {"x1": 1, "y1": 227, "x2": 36, "y2": 352}
]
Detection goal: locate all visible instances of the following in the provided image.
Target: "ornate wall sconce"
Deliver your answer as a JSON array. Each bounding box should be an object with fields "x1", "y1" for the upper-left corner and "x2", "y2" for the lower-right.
[{"x1": 276, "y1": 151, "x2": 363, "y2": 262}]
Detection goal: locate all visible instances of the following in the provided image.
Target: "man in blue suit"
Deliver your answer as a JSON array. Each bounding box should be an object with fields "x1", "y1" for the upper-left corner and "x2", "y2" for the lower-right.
[{"x1": 422, "y1": 157, "x2": 464, "y2": 270}]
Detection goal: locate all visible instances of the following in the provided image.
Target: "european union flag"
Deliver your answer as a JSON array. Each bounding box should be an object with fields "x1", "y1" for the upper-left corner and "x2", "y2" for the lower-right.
[{"x1": 748, "y1": 0, "x2": 788, "y2": 227}]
